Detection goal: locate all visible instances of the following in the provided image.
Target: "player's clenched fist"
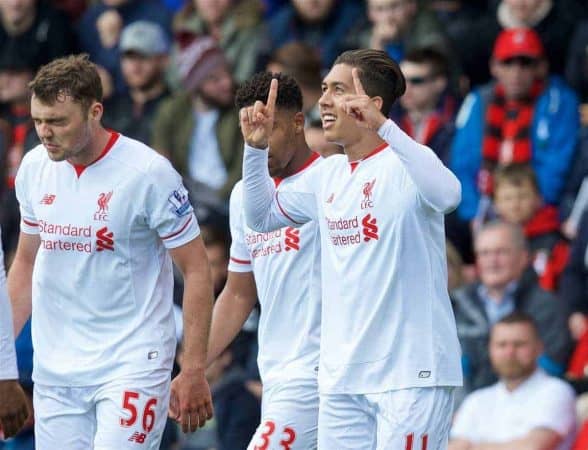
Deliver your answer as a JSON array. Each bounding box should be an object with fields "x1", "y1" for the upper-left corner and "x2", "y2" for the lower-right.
[
  {"x1": 239, "y1": 77, "x2": 278, "y2": 149},
  {"x1": 342, "y1": 68, "x2": 388, "y2": 131},
  {"x1": 0, "y1": 380, "x2": 30, "y2": 439}
]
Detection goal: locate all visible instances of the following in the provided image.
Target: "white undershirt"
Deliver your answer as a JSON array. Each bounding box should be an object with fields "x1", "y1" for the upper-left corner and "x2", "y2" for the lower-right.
[{"x1": 188, "y1": 109, "x2": 228, "y2": 190}]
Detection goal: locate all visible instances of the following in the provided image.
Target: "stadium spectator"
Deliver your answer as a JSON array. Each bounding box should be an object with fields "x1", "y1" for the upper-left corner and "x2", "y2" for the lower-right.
[
  {"x1": 566, "y1": 19, "x2": 588, "y2": 126},
  {"x1": 257, "y1": 0, "x2": 364, "y2": 70},
  {"x1": 172, "y1": 0, "x2": 263, "y2": 83},
  {"x1": 77, "y1": 0, "x2": 172, "y2": 94},
  {"x1": 452, "y1": 221, "x2": 572, "y2": 393},
  {"x1": 0, "y1": 0, "x2": 77, "y2": 72},
  {"x1": 451, "y1": 28, "x2": 579, "y2": 222},
  {"x1": 0, "y1": 46, "x2": 40, "y2": 257},
  {"x1": 449, "y1": 312, "x2": 577, "y2": 450},
  {"x1": 347, "y1": 0, "x2": 452, "y2": 65},
  {"x1": 102, "y1": 21, "x2": 171, "y2": 145},
  {"x1": 152, "y1": 34, "x2": 242, "y2": 203},
  {"x1": 459, "y1": 0, "x2": 576, "y2": 87},
  {"x1": 447, "y1": 240, "x2": 466, "y2": 291},
  {"x1": 492, "y1": 163, "x2": 569, "y2": 291},
  {"x1": 395, "y1": 47, "x2": 455, "y2": 164},
  {"x1": 266, "y1": 41, "x2": 342, "y2": 157}
]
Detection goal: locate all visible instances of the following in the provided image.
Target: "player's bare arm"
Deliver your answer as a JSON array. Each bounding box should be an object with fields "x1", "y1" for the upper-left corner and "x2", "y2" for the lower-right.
[
  {"x1": 341, "y1": 68, "x2": 388, "y2": 132},
  {"x1": 207, "y1": 271, "x2": 258, "y2": 365},
  {"x1": 0, "y1": 380, "x2": 30, "y2": 439},
  {"x1": 239, "y1": 78, "x2": 278, "y2": 149},
  {"x1": 7, "y1": 233, "x2": 40, "y2": 336},
  {"x1": 168, "y1": 236, "x2": 214, "y2": 433}
]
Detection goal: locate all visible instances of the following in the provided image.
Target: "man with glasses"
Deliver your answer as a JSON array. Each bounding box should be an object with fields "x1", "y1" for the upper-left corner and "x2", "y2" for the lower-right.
[
  {"x1": 451, "y1": 28, "x2": 579, "y2": 224},
  {"x1": 396, "y1": 47, "x2": 454, "y2": 163}
]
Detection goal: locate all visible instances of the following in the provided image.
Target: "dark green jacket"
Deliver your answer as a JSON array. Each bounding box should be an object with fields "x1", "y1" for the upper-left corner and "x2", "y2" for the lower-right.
[{"x1": 151, "y1": 93, "x2": 243, "y2": 200}]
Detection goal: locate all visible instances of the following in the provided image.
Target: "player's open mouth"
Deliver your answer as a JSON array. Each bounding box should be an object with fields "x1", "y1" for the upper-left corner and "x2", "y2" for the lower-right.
[{"x1": 321, "y1": 114, "x2": 336, "y2": 129}]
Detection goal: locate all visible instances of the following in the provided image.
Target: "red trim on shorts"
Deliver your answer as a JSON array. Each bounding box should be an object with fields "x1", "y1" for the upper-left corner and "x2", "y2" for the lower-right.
[
  {"x1": 161, "y1": 215, "x2": 193, "y2": 240},
  {"x1": 71, "y1": 131, "x2": 120, "y2": 177},
  {"x1": 23, "y1": 218, "x2": 38, "y2": 227}
]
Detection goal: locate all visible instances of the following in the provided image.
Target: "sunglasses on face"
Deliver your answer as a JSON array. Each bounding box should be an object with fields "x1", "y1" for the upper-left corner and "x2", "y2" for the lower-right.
[
  {"x1": 405, "y1": 75, "x2": 436, "y2": 86},
  {"x1": 499, "y1": 56, "x2": 538, "y2": 68}
]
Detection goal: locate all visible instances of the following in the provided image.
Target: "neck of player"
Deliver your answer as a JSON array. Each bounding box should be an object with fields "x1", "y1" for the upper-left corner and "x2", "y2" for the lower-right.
[
  {"x1": 344, "y1": 130, "x2": 386, "y2": 163},
  {"x1": 280, "y1": 141, "x2": 314, "y2": 179},
  {"x1": 68, "y1": 126, "x2": 112, "y2": 167}
]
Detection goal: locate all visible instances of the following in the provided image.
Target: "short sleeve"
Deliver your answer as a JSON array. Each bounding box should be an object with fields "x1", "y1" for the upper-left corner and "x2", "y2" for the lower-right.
[
  {"x1": 145, "y1": 156, "x2": 200, "y2": 249},
  {"x1": 228, "y1": 182, "x2": 252, "y2": 273},
  {"x1": 450, "y1": 393, "x2": 479, "y2": 441},
  {"x1": 15, "y1": 157, "x2": 39, "y2": 235},
  {"x1": 525, "y1": 381, "x2": 576, "y2": 436}
]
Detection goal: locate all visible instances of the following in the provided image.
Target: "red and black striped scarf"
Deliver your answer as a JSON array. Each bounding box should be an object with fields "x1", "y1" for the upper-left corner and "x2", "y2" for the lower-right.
[{"x1": 478, "y1": 80, "x2": 544, "y2": 195}]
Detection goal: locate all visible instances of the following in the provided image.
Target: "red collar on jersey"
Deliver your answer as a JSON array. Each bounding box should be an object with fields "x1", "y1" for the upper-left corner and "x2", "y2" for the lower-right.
[
  {"x1": 349, "y1": 142, "x2": 388, "y2": 173},
  {"x1": 274, "y1": 151, "x2": 320, "y2": 187},
  {"x1": 71, "y1": 131, "x2": 120, "y2": 177}
]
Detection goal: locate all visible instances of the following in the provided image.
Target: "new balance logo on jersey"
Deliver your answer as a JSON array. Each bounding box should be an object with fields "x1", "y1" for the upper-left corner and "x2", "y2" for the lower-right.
[
  {"x1": 326, "y1": 193, "x2": 334, "y2": 203},
  {"x1": 128, "y1": 432, "x2": 146, "y2": 444},
  {"x1": 94, "y1": 191, "x2": 112, "y2": 221},
  {"x1": 39, "y1": 194, "x2": 56, "y2": 205},
  {"x1": 362, "y1": 214, "x2": 379, "y2": 241},
  {"x1": 284, "y1": 227, "x2": 300, "y2": 251},
  {"x1": 96, "y1": 226, "x2": 114, "y2": 251},
  {"x1": 361, "y1": 178, "x2": 376, "y2": 209}
]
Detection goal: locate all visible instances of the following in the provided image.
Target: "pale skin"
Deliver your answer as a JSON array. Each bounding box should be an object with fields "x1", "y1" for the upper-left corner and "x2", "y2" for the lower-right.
[{"x1": 11, "y1": 92, "x2": 215, "y2": 434}]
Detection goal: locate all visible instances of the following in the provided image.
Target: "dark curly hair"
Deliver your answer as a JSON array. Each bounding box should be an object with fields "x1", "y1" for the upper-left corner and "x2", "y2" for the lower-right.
[{"x1": 235, "y1": 71, "x2": 303, "y2": 112}]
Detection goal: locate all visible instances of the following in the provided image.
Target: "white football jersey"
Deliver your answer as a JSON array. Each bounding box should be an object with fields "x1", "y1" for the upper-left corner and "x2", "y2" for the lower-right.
[
  {"x1": 242, "y1": 119, "x2": 463, "y2": 394},
  {"x1": 15, "y1": 133, "x2": 200, "y2": 386},
  {"x1": 228, "y1": 153, "x2": 322, "y2": 386},
  {"x1": 0, "y1": 227, "x2": 18, "y2": 381}
]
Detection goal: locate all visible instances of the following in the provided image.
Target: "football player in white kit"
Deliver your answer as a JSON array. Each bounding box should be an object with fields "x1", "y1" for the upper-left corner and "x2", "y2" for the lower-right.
[
  {"x1": 6, "y1": 55, "x2": 215, "y2": 449},
  {"x1": 0, "y1": 229, "x2": 31, "y2": 440},
  {"x1": 240, "y1": 49, "x2": 463, "y2": 449},
  {"x1": 207, "y1": 72, "x2": 322, "y2": 450}
]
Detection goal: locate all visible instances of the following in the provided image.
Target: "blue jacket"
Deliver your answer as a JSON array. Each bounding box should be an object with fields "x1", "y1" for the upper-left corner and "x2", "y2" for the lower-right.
[{"x1": 451, "y1": 77, "x2": 579, "y2": 220}]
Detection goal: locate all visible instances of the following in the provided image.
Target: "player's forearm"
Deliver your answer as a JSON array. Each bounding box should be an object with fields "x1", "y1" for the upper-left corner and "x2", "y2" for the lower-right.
[
  {"x1": 180, "y1": 268, "x2": 214, "y2": 374},
  {"x1": 242, "y1": 145, "x2": 284, "y2": 232},
  {"x1": 0, "y1": 297, "x2": 18, "y2": 380},
  {"x1": 378, "y1": 119, "x2": 461, "y2": 213},
  {"x1": 6, "y1": 258, "x2": 33, "y2": 338},
  {"x1": 207, "y1": 286, "x2": 256, "y2": 365}
]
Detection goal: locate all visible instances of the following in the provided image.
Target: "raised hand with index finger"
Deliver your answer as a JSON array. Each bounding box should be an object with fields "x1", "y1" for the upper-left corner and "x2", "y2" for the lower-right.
[
  {"x1": 239, "y1": 77, "x2": 278, "y2": 149},
  {"x1": 342, "y1": 68, "x2": 388, "y2": 132}
]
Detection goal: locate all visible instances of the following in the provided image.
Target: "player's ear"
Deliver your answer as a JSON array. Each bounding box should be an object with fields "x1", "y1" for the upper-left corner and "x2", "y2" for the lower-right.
[
  {"x1": 89, "y1": 101, "x2": 103, "y2": 122},
  {"x1": 294, "y1": 111, "x2": 305, "y2": 134},
  {"x1": 372, "y1": 96, "x2": 384, "y2": 112}
]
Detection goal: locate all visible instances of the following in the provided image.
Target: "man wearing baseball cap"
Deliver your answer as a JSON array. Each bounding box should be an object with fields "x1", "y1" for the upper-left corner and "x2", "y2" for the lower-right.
[
  {"x1": 451, "y1": 28, "x2": 579, "y2": 227},
  {"x1": 102, "y1": 21, "x2": 171, "y2": 145}
]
